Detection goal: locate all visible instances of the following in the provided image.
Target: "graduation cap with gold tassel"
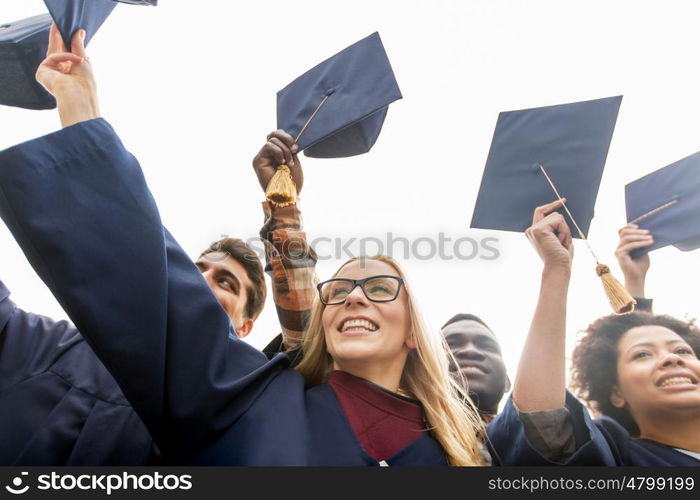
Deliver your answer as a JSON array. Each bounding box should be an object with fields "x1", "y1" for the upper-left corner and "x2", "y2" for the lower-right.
[
  {"x1": 471, "y1": 95, "x2": 635, "y2": 314},
  {"x1": 268, "y1": 32, "x2": 403, "y2": 206}
]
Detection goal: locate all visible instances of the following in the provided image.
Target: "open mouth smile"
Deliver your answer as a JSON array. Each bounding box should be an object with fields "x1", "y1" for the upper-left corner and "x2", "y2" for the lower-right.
[
  {"x1": 656, "y1": 373, "x2": 698, "y2": 389},
  {"x1": 339, "y1": 318, "x2": 379, "y2": 334}
]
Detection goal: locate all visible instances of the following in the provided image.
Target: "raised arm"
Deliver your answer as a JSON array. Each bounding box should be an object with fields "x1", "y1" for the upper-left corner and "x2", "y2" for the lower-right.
[
  {"x1": 513, "y1": 200, "x2": 574, "y2": 412},
  {"x1": 254, "y1": 131, "x2": 318, "y2": 351},
  {"x1": 487, "y1": 202, "x2": 625, "y2": 465},
  {"x1": 615, "y1": 224, "x2": 654, "y2": 312},
  {"x1": 0, "y1": 28, "x2": 285, "y2": 461}
]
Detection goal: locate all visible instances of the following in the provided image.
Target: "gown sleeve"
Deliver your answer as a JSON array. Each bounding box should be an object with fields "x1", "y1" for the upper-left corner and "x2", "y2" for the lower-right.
[
  {"x1": 259, "y1": 200, "x2": 318, "y2": 351},
  {"x1": 0, "y1": 280, "x2": 81, "y2": 390},
  {"x1": 0, "y1": 119, "x2": 290, "y2": 461},
  {"x1": 487, "y1": 391, "x2": 622, "y2": 466}
]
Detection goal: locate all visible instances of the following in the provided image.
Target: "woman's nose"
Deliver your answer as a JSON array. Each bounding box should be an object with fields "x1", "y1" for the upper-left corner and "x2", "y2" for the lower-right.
[
  {"x1": 344, "y1": 285, "x2": 368, "y2": 306},
  {"x1": 660, "y1": 352, "x2": 686, "y2": 368}
]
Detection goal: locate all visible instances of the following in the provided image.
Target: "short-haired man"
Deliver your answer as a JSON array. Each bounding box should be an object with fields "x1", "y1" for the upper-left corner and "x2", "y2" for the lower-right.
[
  {"x1": 442, "y1": 313, "x2": 511, "y2": 422},
  {"x1": 0, "y1": 235, "x2": 268, "y2": 465},
  {"x1": 0, "y1": 25, "x2": 318, "y2": 466},
  {"x1": 196, "y1": 238, "x2": 267, "y2": 338}
]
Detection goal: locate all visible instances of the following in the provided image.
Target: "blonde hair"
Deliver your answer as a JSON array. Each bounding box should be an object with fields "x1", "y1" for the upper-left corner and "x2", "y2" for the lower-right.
[{"x1": 295, "y1": 255, "x2": 486, "y2": 466}]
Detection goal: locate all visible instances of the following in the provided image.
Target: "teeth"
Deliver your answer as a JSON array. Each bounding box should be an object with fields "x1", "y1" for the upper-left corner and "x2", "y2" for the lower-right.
[
  {"x1": 659, "y1": 377, "x2": 694, "y2": 387},
  {"x1": 341, "y1": 319, "x2": 378, "y2": 332}
]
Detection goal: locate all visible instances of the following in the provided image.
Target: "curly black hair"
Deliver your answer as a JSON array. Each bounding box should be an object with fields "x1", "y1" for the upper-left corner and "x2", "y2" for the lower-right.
[{"x1": 570, "y1": 312, "x2": 700, "y2": 436}]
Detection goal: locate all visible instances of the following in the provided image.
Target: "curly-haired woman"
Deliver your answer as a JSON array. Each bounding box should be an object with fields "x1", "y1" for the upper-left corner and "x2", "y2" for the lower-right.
[{"x1": 488, "y1": 200, "x2": 700, "y2": 466}]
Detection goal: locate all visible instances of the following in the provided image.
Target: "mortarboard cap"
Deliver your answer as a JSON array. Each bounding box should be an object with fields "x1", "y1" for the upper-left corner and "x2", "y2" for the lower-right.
[
  {"x1": 0, "y1": 14, "x2": 56, "y2": 110},
  {"x1": 625, "y1": 151, "x2": 700, "y2": 257},
  {"x1": 471, "y1": 96, "x2": 622, "y2": 238},
  {"x1": 471, "y1": 95, "x2": 636, "y2": 314},
  {"x1": 276, "y1": 32, "x2": 402, "y2": 158},
  {"x1": 43, "y1": 0, "x2": 117, "y2": 50}
]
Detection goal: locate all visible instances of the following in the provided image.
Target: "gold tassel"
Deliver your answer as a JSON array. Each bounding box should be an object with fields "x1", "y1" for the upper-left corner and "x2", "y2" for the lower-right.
[
  {"x1": 596, "y1": 264, "x2": 636, "y2": 314},
  {"x1": 264, "y1": 164, "x2": 298, "y2": 207}
]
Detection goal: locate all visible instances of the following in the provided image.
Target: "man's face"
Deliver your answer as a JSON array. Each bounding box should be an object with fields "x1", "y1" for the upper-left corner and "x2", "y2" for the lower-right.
[
  {"x1": 443, "y1": 319, "x2": 509, "y2": 413},
  {"x1": 195, "y1": 251, "x2": 254, "y2": 338}
]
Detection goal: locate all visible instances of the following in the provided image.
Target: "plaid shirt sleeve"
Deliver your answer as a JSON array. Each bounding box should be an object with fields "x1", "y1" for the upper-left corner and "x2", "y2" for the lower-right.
[{"x1": 259, "y1": 201, "x2": 319, "y2": 351}]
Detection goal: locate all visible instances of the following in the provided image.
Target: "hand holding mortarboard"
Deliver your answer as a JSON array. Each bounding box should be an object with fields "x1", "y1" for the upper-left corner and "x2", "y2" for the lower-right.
[
  {"x1": 266, "y1": 32, "x2": 402, "y2": 206},
  {"x1": 253, "y1": 130, "x2": 304, "y2": 198},
  {"x1": 615, "y1": 224, "x2": 652, "y2": 298},
  {"x1": 36, "y1": 23, "x2": 100, "y2": 128},
  {"x1": 1, "y1": 0, "x2": 154, "y2": 110},
  {"x1": 526, "y1": 199, "x2": 575, "y2": 271},
  {"x1": 471, "y1": 96, "x2": 635, "y2": 313}
]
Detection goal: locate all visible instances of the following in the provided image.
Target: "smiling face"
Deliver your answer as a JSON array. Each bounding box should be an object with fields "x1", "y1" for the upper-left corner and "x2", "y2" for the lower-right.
[
  {"x1": 195, "y1": 251, "x2": 255, "y2": 338},
  {"x1": 321, "y1": 259, "x2": 415, "y2": 383},
  {"x1": 613, "y1": 325, "x2": 700, "y2": 421},
  {"x1": 443, "y1": 319, "x2": 509, "y2": 412}
]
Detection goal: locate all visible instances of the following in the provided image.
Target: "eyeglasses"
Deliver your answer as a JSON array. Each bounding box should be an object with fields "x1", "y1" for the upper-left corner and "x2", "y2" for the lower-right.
[{"x1": 317, "y1": 275, "x2": 405, "y2": 305}]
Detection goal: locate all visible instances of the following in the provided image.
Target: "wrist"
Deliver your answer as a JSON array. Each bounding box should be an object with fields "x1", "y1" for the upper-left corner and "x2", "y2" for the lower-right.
[
  {"x1": 624, "y1": 277, "x2": 645, "y2": 298},
  {"x1": 542, "y1": 264, "x2": 572, "y2": 283},
  {"x1": 56, "y1": 92, "x2": 100, "y2": 128}
]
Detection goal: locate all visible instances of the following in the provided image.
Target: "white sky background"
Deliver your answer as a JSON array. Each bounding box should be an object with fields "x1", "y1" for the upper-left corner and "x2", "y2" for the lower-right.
[{"x1": 1, "y1": 0, "x2": 699, "y2": 408}]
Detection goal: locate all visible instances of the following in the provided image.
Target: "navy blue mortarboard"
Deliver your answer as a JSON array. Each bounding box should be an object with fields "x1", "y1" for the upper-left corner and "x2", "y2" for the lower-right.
[
  {"x1": 276, "y1": 32, "x2": 402, "y2": 158},
  {"x1": 471, "y1": 95, "x2": 635, "y2": 314},
  {"x1": 43, "y1": 0, "x2": 117, "y2": 50},
  {"x1": 0, "y1": 14, "x2": 56, "y2": 110},
  {"x1": 471, "y1": 96, "x2": 622, "y2": 238},
  {"x1": 625, "y1": 151, "x2": 700, "y2": 257}
]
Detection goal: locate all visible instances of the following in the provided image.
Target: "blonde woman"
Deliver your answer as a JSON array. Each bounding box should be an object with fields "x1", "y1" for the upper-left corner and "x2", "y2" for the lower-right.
[
  {"x1": 0, "y1": 26, "x2": 485, "y2": 465},
  {"x1": 297, "y1": 255, "x2": 485, "y2": 466}
]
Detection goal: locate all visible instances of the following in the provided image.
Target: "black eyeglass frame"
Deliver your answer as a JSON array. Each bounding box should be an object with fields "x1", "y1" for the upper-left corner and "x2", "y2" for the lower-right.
[{"x1": 317, "y1": 275, "x2": 405, "y2": 305}]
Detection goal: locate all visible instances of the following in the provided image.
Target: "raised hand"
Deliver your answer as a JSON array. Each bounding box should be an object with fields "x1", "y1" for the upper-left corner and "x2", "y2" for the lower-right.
[
  {"x1": 35, "y1": 23, "x2": 99, "y2": 128},
  {"x1": 252, "y1": 130, "x2": 303, "y2": 194},
  {"x1": 525, "y1": 199, "x2": 574, "y2": 271},
  {"x1": 513, "y1": 199, "x2": 574, "y2": 412},
  {"x1": 615, "y1": 223, "x2": 653, "y2": 297}
]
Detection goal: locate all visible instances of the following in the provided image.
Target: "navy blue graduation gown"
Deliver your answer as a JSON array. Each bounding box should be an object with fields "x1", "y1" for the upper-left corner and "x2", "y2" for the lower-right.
[
  {"x1": 0, "y1": 281, "x2": 154, "y2": 465},
  {"x1": 0, "y1": 119, "x2": 447, "y2": 466},
  {"x1": 488, "y1": 392, "x2": 700, "y2": 466}
]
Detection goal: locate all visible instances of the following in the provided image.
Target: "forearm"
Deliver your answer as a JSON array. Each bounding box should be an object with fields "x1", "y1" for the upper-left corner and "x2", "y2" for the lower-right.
[
  {"x1": 623, "y1": 275, "x2": 645, "y2": 299},
  {"x1": 260, "y1": 201, "x2": 318, "y2": 350},
  {"x1": 0, "y1": 120, "x2": 277, "y2": 460},
  {"x1": 0, "y1": 120, "x2": 169, "y2": 429},
  {"x1": 513, "y1": 266, "x2": 570, "y2": 411}
]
